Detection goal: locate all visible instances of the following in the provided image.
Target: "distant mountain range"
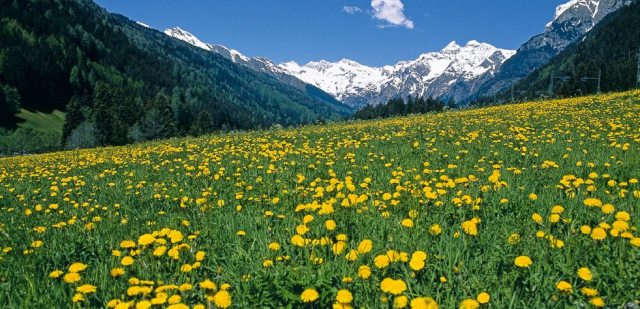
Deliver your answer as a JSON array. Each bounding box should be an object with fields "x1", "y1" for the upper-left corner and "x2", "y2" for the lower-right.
[
  {"x1": 164, "y1": 0, "x2": 632, "y2": 107},
  {"x1": 165, "y1": 28, "x2": 515, "y2": 108},
  {"x1": 280, "y1": 41, "x2": 515, "y2": 107}
]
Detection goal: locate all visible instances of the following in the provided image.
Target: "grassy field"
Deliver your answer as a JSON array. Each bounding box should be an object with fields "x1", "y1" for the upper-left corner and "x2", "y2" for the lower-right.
[
  {"x1": 15, "y1": 109, "x2": 66, "y2": 135},
  {"x1": 0, "y1": 91, "x2": 639, "y2": 308}
]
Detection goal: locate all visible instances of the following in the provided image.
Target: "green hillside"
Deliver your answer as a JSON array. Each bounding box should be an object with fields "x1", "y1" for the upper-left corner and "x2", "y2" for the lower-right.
[
  {"x1": 0, "y1": 0, "x2": 351, "y2": 151},
  {"x1": 16, "y1": 109, "x2": 65, "y2": 134},
  {"x1": 500, "y1": 1, "x2": 640, "y2": 101}
]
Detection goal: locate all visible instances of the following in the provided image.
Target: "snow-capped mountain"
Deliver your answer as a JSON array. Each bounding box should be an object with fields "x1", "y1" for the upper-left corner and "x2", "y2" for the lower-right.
[
  {"x1": 470, "y1": 0, "x2": 632, "y2": 102},
  {"x1": 280, "y1": 41, "x2": 515, "y2": 107},
  {"x1": 164, "y1": 0, "x2": 627, "y2": 108},
  {"x1": 164, "y1": 27, "x2": 513, "y2": 107},
  {"x1": 164, "y1": 27, "x2": 308, "y2": 89}
]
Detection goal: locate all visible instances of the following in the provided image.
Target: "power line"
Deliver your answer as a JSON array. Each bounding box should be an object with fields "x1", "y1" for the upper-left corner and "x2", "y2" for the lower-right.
[
  {"x1": 580, "y1": 69, "x2": 602, "y2": 94},
  {"x1": 510, "y1": 85, "x2": 526, "y2": 101},
  {"x1": 548, "y1": 72, "x2": 571, "y2": 97}
]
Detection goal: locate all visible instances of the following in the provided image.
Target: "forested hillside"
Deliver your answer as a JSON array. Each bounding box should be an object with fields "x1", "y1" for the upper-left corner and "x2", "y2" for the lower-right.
[
  {"x1": 479, "y1": 1, "x2": 640, "y2": 104},
  {"x1": 0, "y1": 0, "x2": 350, "y2": 152}
]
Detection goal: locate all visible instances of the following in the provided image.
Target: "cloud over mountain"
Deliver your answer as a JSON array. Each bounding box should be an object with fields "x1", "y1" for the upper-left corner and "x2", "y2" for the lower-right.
[{"x1": 371, "y1": 0, "x2": 414, "y2": 29}]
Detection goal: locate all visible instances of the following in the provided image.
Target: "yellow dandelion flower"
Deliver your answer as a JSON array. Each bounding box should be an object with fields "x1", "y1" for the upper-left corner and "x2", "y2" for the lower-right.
[
  {"x1": 590, "y1": 227, "x2": 607, "y2": 241},
  {"x1": 300, "y1": 288, "x2": 319, "y2": 303},
  {"x1": 213, "y1": 290, "x2": 232, "y2": 308},
  {"x1": 136, "y1": 301, "x2": 152, "y2": 309},
  {"x1": 410, "y1": 297, "x2": 438, "y2": 309},
  {"x1": 358, "y1": 265, "x2": 371, "y2": 279},
  {"x1": 72, "y1": 293, "x2": 85, "y2": 303},
  {"x1": 76, "y1": 284, "x2": 97, "y2": 294},
  {"x1": 374, "y1": 255, "x2": 390, "y2": 268},
  {"x1": 291, "y1": 234, "x2": 305, "y2": 247},
  {"x1": 402, "y1": 219, "x2": 414, "y2": 228},
  {"x1": 380, "y1": 278, "x2": 407, "y2": 295},
  {"x1": 121, "y1": 256, "x2": 134, "y2": 266},
  {"x1": 531, "y1": 213, "x2": 543, "y2": 224},
  {"x1": 111, "y1": 267, "x2": 125, "y2": 277},
  {"x1": 167, "y1": 294, "x2": 181, "y2": 304},
  {"x1": 429, "y1": 224, "x2": 442, "y2": 236},
  {"x1": 394, "y1": 295, "x2": 409, "y2": 308},
  {"x1": 580, "y1": 287, "x2": 599, "y2": 297},
  {"x1": 336, "y1": 289, "x2": 353, "y2": 304},
  {"x1": 601, "y1": 204, "x2": 615, "y2": 214},
  {"x1": 63, "y1": 272, "x2": 81, "y2": 284},
  {"x1": 120, "y1": 240, "x2": 136, "y2": 249},
  {"x1": 49, "y1": 270, "x2": 64, "y2": 278},
  {"x1": 514, "y1": 256, "x2": 532, "y2": 268},
  {"x1": 589, "y1": 297, "x2": 605, "y2": 308},
  {"x1": 583, "y1": 198, "x2": 602, "y2": 207},
  {"x1": 199, "y1": 279, "x2": 217, "y2": 290},
  {"x1": 325, "y1": 220, "x2": 337, "y2": 231},
  {"x1": 556, "y1": 281, "x2": 572, "y2": 293},
  {"x1": 476, "y1": 292, "x2": 490, "y2": 304},
  {"x1": 137, "y1": 233, "x2": 156, "y2": 246},
  {"x1": 577, "y1": 267, "x2": 593, "y2": 281},
  {"x1": 68, "y1": 262, "x2": 88, "y2": 273},
  {"x1": 459, "y1": 299, "x2": 480, "y2": 309},
  {"x1": 357, "y1": 239, "x2": 373, "y2": 254}
]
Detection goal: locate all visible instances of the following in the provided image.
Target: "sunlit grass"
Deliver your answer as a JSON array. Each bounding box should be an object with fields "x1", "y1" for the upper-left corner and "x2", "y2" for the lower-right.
[{"x1": 0, "y1": 90, "x2": 639, "y2": 308}]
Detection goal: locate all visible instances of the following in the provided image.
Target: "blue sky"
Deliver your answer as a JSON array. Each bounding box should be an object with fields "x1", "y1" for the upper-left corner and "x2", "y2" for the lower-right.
[{"x1": 94, "y1": 0, "x2": 567, "y2": 67}]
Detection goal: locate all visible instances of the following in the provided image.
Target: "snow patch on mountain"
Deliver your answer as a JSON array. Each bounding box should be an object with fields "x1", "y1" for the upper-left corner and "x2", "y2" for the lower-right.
[
  {"x1": 164, "y1": 27, "x2": 211, "y2": 51},
  {"x1": 136, "y1": 21, "x2": 151, "y2": 29}
]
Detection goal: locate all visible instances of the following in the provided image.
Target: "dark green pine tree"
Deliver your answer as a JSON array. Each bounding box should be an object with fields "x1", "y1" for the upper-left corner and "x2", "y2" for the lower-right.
[
  {"x1": 93, "y1": 84, "x2": 117, "y2": 146},
  {"x1": 0, "y1": 84, "x2": 20, "y2": 128},
  {"x1": 62, "y1": 94, "x2": 87, "y2": 143},
  {"x1": 139, "y1": 92, "x2": 177, "y2": 140},
  {"x1": 189, "y1": 109, "x2": 214, "y2": 136}
]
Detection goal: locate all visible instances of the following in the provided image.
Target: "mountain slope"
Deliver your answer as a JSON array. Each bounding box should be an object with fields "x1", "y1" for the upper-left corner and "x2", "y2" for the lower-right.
[
  {"x1": 469, "y1": 0, "x2": 632, "y2": 102},
  {"x1": 0, "y1": 0, "x2": 349, "y2": 136},
  {"x1": 163, "y1": 27, "x2": 351, "y2": 115},
  {"x1": 497, "y1": 1, "x2": 640, "y2": 100},
  {"x1": 279, "y1": 41, "x2": 515, "y2": 107}
]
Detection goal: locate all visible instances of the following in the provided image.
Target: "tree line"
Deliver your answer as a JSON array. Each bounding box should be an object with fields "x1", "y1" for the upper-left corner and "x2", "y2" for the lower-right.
[{"x1": 353, "y1": 96, "x2": 447, "y2": 120}]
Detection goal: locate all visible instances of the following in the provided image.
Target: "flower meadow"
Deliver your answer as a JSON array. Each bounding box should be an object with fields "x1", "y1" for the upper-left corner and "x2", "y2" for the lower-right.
[{"x1": 1, "y1": 91, "x2": 639, "y2": 308}]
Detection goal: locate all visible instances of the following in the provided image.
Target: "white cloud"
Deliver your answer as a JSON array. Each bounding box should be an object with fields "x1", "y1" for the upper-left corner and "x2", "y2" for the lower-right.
[
  {"x1": 370, "y1": 0, "x2": 414, "y2": 29},
  {"x1": 342, "y1": 6, "x2": 363, "y2": 14}
]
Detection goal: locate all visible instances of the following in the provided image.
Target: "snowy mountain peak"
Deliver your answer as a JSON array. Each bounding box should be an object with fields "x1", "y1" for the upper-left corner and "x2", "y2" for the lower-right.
[
  {"x1": 546, "y1": 0, "x2": 631, "y2": 29},
  {"x1": 465, "y1": 40, "x2": 482, "y2": 46},
  {"x1": 443, "y1": 41, "x2": 461, "y2": 51},
  {"x1": 164, "y1": 27, "x2": 211, "y2": 51},
  {"x1": 278, "y1": 41, "x2": 515, "y2": 107}
]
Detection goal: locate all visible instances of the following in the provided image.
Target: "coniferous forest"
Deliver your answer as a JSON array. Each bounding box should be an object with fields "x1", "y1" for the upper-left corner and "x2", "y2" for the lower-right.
[
  {"x1": 0, "y1": 0, "x2": 350, "y2": 154},
  {"x1": 353, "y1": 97, "x2": 446, "y2": 120},
  {"x1": 473, "y1": 1, "x2": 640, "y2": 106}
]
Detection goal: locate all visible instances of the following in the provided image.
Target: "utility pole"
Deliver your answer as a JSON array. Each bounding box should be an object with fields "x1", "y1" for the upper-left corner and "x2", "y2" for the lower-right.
[
  {"x1": 598, "y1": 69, "x2": 602, "y2": 94},
  {"x1": 636, "y1": 46, "x2": 640, "y2": 88},
  {"x1": 549, "y1": 72, "x2": 571, "y2": 97},
  {"x1": 510, "y1": 85, "x2": 526, "y2": 102},
  {"x1": 581, "y1": 69, "x2": 602, "y2": 94}
]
